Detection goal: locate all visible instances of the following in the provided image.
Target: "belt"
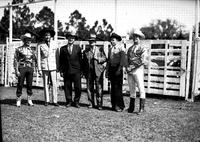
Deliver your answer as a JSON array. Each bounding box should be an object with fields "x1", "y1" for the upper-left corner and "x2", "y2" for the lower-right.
[{"x1": 19, "y1": 63, "x2": 33, "y2": 67}]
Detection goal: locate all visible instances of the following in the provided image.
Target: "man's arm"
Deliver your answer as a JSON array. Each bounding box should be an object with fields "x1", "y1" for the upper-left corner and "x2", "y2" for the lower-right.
[{"x1": 14, "y1": 48, "x2": 20, "y2": 77}]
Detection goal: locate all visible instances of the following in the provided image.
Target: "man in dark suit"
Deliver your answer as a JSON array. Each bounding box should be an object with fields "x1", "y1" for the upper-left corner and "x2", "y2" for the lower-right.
[
  {"x1": 59, "y1": 31, "x2": 82, "y2": 108},
  {"x1": 82, "y1": 34, "x2": 107, "y2": 110},
  {"x1": 106, "y1": 33, "x2": 126, "y2": 112}
]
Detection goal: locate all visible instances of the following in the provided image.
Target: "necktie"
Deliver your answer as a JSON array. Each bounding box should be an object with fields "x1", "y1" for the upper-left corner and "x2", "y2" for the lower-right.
[{"x1": 68, "y1": 45, "x2": 72, "y2": 54}]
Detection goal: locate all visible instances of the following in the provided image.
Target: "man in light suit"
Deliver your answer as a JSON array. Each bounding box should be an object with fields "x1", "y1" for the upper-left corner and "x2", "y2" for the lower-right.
[
  {"x1": 37, "y1": 28, "x2": 60, "y2": 106},
  {"x1": 82, "y1": 34, "x2": 107, "y2": 110},
  {"x1": 59, "y1": 31, "x2": 82, "y2": 108}
]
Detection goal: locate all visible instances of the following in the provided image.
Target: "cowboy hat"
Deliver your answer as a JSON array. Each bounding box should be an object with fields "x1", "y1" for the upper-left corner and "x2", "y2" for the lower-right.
[
  {"x1": 110, "y1": 33, "x2": 122, "y2": 41},
  {"x1": 20, "y1": 33, "x2": 32, "y2": 41},
  {"x1": 133, "y1": 29, "x2": 145, "y2": 38},
  {"x1": 88, "y1": 34, "x2": 97, "y2": 41},
  {"x1": 65, "y1": 31, "x2": 78, "y2": 40},
  {"x1": 39, "y1": 28, "x2": 55, "y2": 37}
]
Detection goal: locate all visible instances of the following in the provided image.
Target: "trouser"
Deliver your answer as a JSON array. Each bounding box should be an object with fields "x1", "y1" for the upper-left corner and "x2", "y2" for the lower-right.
[
  {"x1": 42, "y1": 70, "x2": 58, "y2": 103},
  {"x1": 127, "y1": 66, "x2": 146, "y2": 99},
  {"x1": 16, "y1": 67, "x2": 34, "y2": 97},
  {"x1": 109, "y1": 66, "x2": 125, "y2": 110},
  {"x1": 63, "y1": 72, "x2": 81, "y2": 104},
  {"x1": 87, "y1": 71, "x2": 104, "y2": 107}
]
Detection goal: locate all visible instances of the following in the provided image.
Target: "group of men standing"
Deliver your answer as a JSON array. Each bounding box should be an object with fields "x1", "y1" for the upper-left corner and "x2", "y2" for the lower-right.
[{"x1": 14, "y1": 27, "x2": 147, "y2": 114}]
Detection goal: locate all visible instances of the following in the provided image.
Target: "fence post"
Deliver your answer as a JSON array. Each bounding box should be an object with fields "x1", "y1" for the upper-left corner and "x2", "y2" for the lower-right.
[
  {"x1": 185, "y1": 30, "x2": 193, "y2": 101},
  {"x1": 191, "y1": 38, "x2": 200, "y2": 101}
]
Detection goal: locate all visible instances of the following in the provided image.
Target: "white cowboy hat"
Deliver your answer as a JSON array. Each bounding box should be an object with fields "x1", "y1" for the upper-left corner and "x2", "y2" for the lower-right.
[
  {"x1": 20, "y1": 33, "x2": 32, "y2": 40},
  {"x1": 133, "y1": 30, "x2": 145, "y2": 38}
]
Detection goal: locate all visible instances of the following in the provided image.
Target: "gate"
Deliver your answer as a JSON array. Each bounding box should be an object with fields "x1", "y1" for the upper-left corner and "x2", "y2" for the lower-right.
[{"x1": 123, "y1": 40, "x2": 191, "y2": 99}]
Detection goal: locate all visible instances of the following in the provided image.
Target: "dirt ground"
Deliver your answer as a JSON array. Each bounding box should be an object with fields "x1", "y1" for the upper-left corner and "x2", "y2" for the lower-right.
[{"x1": 0, "y1": 86, "x2": 200, "y2": 142}]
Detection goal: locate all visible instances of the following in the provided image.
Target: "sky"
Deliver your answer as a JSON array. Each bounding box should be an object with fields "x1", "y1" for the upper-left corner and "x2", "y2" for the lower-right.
[{"x1": 0, "y1": 0, "x2": 196, "y2": 35}]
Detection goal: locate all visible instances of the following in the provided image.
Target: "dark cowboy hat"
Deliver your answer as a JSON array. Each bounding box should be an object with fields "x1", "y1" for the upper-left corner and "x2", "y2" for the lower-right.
[
  {"x1": 65, "y1": 31, "x2": 78, "y2": 40},
  {"x1": 110, "y1": 33, "x2": 122, "y2": 41},
  {"x1": 39, "y1": 28, "x2": 55, "y2": 37}
]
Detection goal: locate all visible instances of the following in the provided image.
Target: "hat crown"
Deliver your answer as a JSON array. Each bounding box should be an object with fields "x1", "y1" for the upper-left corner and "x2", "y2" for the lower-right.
[
  {"x1": 21, "y1": 33, "x2": 32, "y2": 40},
  {"x1": 110, "y1": 33, "x2": 122, "y2": 41},
  {"x1": 39, "y1": 28, "x2": 55, "y2": 37},
  {"x1": 133, "y1": 30, "x2": 145, "y2": 38},
  {"x1": 88, "y1": 34, "x2": 96, "y2": 40}
]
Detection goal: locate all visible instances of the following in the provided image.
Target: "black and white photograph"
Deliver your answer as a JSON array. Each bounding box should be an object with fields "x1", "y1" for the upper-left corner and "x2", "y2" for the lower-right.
[{"x1": 0, "y1": 0, "x2": 200, "y2": 141}]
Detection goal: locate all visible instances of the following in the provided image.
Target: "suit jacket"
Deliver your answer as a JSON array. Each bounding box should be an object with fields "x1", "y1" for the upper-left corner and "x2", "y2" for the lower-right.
[
  {"x1": 37, "y1": 40, "x2": 59, "y2": 71},
  {"x1": 59, "y1": 44, "x2": 82, "y2": 74},
  {"x1": 106, "y1": 42, "x2": 126, "y2": 73},
  {"x1": 82, "y1": 45, "x2": 107, "y2": 78}
]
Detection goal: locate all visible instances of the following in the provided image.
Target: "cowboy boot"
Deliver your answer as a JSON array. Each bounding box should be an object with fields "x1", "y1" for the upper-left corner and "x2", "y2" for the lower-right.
[
  {"x1": 128, "y1": 97, "x2": 135, "y2": 113},
  {"x1": 138, "y1": 98, "x2": 145, "y2": 114},
  {"x1": 27, "y1": 96, "x2": 34, "y2": 106},
  {"x1": 16, "y1": 96, "x2": 21, "y2": 107}
]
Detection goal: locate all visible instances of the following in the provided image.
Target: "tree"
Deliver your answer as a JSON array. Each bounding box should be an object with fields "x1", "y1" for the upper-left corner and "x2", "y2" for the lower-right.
[
  {"x1": 90, "y1": 19, "x2": 113, "y2": 41},
  {"x1": 138, "y1": 19, "x2": 188, "y2": 40},
  {"x1": 35, "y1": 6, "x2": 54, "y2": 29},
  {"x1": 0, "y1": 8, "x2": 9, "y2": 42},
  {"x1": 0, "y1": 0, "x2": 35, "y2": 42},
  {"x1": 65, "y1": 10, "x2": 90, "y2": 40}
]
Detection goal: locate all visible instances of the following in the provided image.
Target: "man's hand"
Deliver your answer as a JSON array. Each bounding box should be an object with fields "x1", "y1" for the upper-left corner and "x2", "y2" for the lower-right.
[
  {"x1": 126, "y1": 67, "x2": 131, "y2": 73},
  {"x1": 15, "y1": 71, "x2": 20, "y2": 77},
  {"x1": 60, "y1": 72, "x2": 64, "y2": 77},
  {"x1": 115, "y1": 69, "x2": 121, "y2": 76}
]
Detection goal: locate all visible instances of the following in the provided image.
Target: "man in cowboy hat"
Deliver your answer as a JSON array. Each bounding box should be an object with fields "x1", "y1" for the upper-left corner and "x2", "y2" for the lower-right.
[
  {"x1": 59, "y1": 30, "x2": 82, "y2": 108},
  {"x1": 37, "y1": 28, "x2": 60, "y2": 106},
  {"x1": 82, "y1": 34, "x2": 107, "y2": 110},
  {"x1": 125, "y1": 29, "x2": 147, "y2": 114},
  {"x1": 106, "y1": 32, "x2": 126, "y2": 112},
  {"x1": 14, "y1": 33, "x2": 37, "y2": 107}
]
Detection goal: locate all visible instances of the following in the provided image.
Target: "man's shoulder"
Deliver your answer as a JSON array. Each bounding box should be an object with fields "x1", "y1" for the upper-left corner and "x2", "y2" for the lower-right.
[{"x1": 60, "y1": 45, "x2": 67, "y2": 49}]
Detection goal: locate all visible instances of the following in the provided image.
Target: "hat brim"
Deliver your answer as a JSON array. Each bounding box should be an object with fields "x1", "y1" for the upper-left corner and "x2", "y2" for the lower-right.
[
  {"x1": 88, "y1": 38, "x2": 96, "y2": 41},
  {"x1": 20, "y1": 35, "x2": 32, "y2": 40},
  {"x1": 39, "y1": 29, "x2": 55, "y2": 37},
  {"x1": 110, "y1": 36, "x2": 122, "y2": 41},
  {"x1": 133, "y1": 33, "x2": 145, "y2": 39},
  {"x1": 65, "y1": 34, "x2": 78, "y2": 40}
]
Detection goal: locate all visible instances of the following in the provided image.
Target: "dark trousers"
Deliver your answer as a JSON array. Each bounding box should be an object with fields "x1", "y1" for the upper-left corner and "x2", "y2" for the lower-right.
[
  {"x1": 109, "y1": 66, "x2": 125, "y2": 110},
  {"x1": 63, "y1": 72, "x2": 81, "y2": 104},
  {"x1": 87, "y1": 70, "x2": 104, "y2": 107},
  {"x1": 16, "y1": 67, "x2": 34, "y2": 97}
]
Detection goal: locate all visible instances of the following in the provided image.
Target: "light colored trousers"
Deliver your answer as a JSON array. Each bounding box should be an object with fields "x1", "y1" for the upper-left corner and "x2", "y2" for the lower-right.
[
  {"x1": 127, "y1": 66, "x2": 146, "y2": 99},
  {"x1": 42, "y1": 70, "x2": 58, "y2": 103}
]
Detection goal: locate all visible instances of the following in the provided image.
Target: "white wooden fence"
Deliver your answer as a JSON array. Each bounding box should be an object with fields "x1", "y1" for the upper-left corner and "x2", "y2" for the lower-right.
[{"x1": 0, "y1": 39, "x2": 196, "y2": 100}]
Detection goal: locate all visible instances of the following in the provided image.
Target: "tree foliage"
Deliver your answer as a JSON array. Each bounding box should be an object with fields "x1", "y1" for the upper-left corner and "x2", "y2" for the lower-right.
[
  {"x1": 138, "y1": 19, "x2": 188, "y2": 40},
  {"x1": 90, "y1": 19, "x2": 113, "y2": 41},
  {"x1": 65, "y1": 10, "x2": 90, "y2": 40},
  {"x1": 0, "y1": 2, "x2": 112, "y2": 42},
  {"x1": 35, "y1": 6, "x2": 54, "y2": 29},
  {"x1": 0, "y1": 0, "x2": 35, "y2": 41}
]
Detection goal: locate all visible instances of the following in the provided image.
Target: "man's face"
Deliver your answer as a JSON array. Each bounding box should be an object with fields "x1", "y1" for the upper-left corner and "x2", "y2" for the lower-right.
[
  {"x1": 110, "y1": 38, "x2": 117, "y2": 46},
  {"x1": 44, "y1": 32, "x2": 51, "y2": 42},
  {"x1": 68, "y1": 36, "x2": 75, "y2": 44},
  {"x1": 133, "y1": 35, "x2": 140, "y2": 45},
  {"x1": 23, "y1": 38, "x2": 32, "y2": 46}
]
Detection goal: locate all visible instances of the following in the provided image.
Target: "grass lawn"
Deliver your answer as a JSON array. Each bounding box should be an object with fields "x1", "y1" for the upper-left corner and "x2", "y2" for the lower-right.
[{"x1": 0, "y1": 86, "x2": 200, "y2": 142}]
